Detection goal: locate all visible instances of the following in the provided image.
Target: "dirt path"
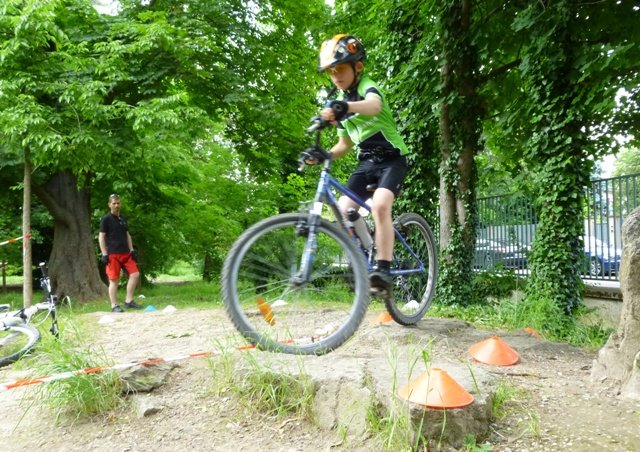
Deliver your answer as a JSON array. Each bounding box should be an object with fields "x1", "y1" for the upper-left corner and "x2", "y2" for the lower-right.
[{"x1": 2, "y1": 307, "x2": 640, "y2": 451}]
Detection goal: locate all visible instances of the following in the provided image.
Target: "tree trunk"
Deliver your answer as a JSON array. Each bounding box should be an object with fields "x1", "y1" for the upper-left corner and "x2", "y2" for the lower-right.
[
  {"x1": 33, "y1": 170, "x2": 107, "y2": 302},
  {"x1": 23, "y1": 147, "x2": 33, "y2": 308},
  {"x1": 436, "y1": 0, "x2": 481, "y2": 305},
  {"x1": 591, "y1": 207, "x2": 640, "y2": 401}
]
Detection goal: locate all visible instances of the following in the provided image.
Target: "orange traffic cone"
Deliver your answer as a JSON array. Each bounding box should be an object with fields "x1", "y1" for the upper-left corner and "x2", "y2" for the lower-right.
[
  {"x1": 372, "y1": 311, "x2": 393, "y2": 325},
  {"x1": 468, "y1": 336, "x2": 519, "y2": 366},
  {"x1": 523, "y1": 327, "x2": 542, "y2": 339},
  {"x1": 398, "y1": 368, "x2": 474, "y2": 409}
]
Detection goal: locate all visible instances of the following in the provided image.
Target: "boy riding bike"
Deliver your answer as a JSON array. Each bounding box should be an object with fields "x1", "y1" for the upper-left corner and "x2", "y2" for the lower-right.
[{"x1": 316, "y1": 34, "x2": 410, "y2": 296}]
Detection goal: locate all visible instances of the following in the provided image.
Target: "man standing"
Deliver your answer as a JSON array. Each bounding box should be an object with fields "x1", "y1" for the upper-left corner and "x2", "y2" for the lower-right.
[{"x1": 99, "y1": 194, "x2": 143, "y2": 312}]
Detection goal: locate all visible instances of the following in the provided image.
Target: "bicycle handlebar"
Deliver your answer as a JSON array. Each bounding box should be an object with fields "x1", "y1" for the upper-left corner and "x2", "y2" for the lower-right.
[{"x1": 306, "y1": 115, "x2": 331, "y2": 134}]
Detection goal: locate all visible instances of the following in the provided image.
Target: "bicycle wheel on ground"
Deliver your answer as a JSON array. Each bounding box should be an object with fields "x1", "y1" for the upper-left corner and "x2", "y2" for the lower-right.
[
  {"x1": 386, "y1": 212, "x2": 438, "y2": 325},
  {"x1": 0, "y1": 323, "x2": 41, "y2": 368},
  {"x1": 222, "y1": 213, "x2": 370, "y2": 355}
]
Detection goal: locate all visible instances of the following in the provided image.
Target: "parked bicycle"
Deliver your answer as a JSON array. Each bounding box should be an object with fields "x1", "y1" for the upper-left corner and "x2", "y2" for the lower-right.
[
  {"x1": 222, "y1": 116, "x2": 437, "y2": 355},
  {"x1": 0, "y1": 262, "x2": 67, "y2": 367}
]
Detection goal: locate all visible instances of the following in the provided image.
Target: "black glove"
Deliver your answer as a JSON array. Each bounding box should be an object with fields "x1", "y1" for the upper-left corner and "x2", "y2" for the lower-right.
[
  {"x1": 130, "y1": 250, "x2": 138, "y2": 261},
  {"x1": 101, "y1": 254, "x2": 109, "y2": 265},
  {"x1": 300, "y1": 148, "x2": 331, "y2": 165},
  {"x1": 327, "y1": 100, "x2": 349, "y2": 121}
]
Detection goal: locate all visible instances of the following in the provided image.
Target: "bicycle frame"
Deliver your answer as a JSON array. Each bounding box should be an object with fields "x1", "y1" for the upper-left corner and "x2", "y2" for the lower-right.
[
  {"x1": 298, "y1": 132, "x2": 426, "y2": 283},
  {"x1": 0, "y1": 263, "x2": 59, "y2": 337}
]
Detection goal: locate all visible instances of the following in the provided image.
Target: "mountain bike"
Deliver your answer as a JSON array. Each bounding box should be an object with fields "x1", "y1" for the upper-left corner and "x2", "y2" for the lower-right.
[
  {"x1": 222, "y1": 116, "x2": 437, "y2": 355},
  {"x1": 0, "y1": 262, "x2": 66, "y2": 367}
]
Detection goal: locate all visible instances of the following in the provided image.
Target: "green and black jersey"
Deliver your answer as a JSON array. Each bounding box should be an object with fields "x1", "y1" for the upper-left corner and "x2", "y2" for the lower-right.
[{"x1": 336, "y1": 75, "x2": 409, "y2": 156}]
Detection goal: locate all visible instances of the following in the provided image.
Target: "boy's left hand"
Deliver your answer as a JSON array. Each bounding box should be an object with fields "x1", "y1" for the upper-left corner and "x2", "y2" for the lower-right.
[{"x1": 321, "y1": 100, "x2": 349, "y2": 123}]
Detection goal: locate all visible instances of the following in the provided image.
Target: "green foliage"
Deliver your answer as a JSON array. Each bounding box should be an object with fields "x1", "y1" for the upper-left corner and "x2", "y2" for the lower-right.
[
  {"x1": 437, "y1": 224, "x2": 475, "y2": 305},
  {"x1": 470, "y1": 267, "x2": 521, "y2": 305},
  {"x1": 0, "y1": 0, "x2": 331, "y2": 288},
  {"x1": 330, "y1": 0, "x2": 640, "y2": 315},
  {"x1": 512, "y1": 2, "x2": 592, "y2": 313},
  {"x1": 612, "y1": 146, "x2": 640, "y2": 177},
  {"x1": 3, "y1": 0, "x2": 639, "y2": 310},
  {"x1": 331, "y1": 0, "x2": 442, "y2": 220}
]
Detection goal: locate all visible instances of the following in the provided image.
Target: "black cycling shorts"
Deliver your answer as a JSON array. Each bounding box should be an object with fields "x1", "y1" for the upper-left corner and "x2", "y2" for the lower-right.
[{"x1": 346, "y1": 154, "x2": 408, "y2": 200}]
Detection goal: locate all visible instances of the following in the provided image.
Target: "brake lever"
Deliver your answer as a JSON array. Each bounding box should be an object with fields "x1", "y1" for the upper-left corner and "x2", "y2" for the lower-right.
[{"x1": 306, "y1": 115, "x2": 329, "y2": 134}]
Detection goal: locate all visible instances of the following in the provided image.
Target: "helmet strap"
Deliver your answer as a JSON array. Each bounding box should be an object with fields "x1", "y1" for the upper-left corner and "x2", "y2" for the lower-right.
[{"x1": 346, "y1": 61, "x2": 363, "y2": 92}]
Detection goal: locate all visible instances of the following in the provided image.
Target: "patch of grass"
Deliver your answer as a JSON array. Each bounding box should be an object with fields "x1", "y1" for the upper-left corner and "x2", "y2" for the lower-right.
[
  {"x1": 136, "y1": 280, "x2": 221, "y2": 310},
  {"x1": 0, "y1": 291, "x2": 27, "y2": 310},
  {"x1": 62, "y1": 280, "x2": 222, "y2": 315},
  {"x1": 27, "y1": 322, "x2": 125, "y2": 422},
  {"x1": 220, "y1": 352, "x2": 315, "y2": 420},
  {"x1": 152, "y1": 260, "x2": 201, "y2": 282},
  {"x1": 489, "y1": 380, "x2": 540, "y2": 439},
  {"x1": 364, "y1": 337, "x2": 436, "y2": 451},
  {"x1": 464, "y1": 434, "x2": 493, "y2": 451},
  {"x1": 491, "y1": 381, "x2": 527, "y2": 419},
  {"x1": 240, "y1": 368, "x2": 314, "y2": 418},
  {"x1": 431, "y1": 294, "x2": 613, "y2": 349},
  {"x1": 2, "y1": 275, "x2": 22, "y2": 285},
  {"x1": 206, "y1": 340, "x2": 242, "y2": 396},
  {"x1": 366, "y1": 400, "x2": 425, "y2": 451}
]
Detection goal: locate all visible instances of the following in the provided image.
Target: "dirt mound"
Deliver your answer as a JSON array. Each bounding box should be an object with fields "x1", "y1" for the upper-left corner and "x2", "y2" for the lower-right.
[{"x1": 2, "y1": 307, "x2": 639, "y2": 451}]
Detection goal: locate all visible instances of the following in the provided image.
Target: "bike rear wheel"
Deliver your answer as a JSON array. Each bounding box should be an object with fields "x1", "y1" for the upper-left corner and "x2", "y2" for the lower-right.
[
  {"x1": 222, "y1": 213, "x2": 369, "y2": 355},
  {"x1": 386, "y1": 212, "x2": 438, "y2": 325},
  {"x1": 0, "y1": 324, "x2": 41, "y2": 368}
]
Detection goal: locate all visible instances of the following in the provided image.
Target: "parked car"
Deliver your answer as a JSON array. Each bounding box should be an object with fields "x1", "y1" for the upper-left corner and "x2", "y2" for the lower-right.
[
  {"x1": 474, "y1": 239, "x2": 529, "y2": 270},
  {"x1": 582, "y1": 236, "x2": 621, "y2": 277}
]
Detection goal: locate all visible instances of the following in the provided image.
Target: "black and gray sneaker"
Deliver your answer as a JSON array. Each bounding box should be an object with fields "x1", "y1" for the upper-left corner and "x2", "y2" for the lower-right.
[
  {"x1": 369, "y1": 270, "x2": 392, "y2": 297},
  {"x1": 124, "y1": 300, "x2": 144, "y2": 310},
  {"x1": 111, "y1": 305, "x2": 124, "y2": 313}
]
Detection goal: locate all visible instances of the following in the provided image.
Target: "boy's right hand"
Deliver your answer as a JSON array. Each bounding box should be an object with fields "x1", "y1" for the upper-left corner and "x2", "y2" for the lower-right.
[{"x1": 300, "y1": 148, "x2": 331, "y2": 165}]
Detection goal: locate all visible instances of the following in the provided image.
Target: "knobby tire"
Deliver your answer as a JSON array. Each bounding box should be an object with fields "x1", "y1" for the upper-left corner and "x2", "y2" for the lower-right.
[
  {"x1": 222, "y1": 213, "x2": 369, "y2": 355},
  {"x1": 0, "y1": 324, "x2": 41, "y2": 368},
  {"x1": 385, "y1": 212, "x2": 438, "y2": 325}
]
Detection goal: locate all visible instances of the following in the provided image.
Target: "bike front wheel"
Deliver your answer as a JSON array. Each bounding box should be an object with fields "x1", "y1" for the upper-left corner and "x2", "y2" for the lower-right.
[
  {"x1": 222, "y1": 213, "x2": 369, "y2": 355},
  {"x1": 387, "y1": 212, "x2": 438, "y2": 325},
  {"x1": 0, "y1": 323, "x2": 41, "y2": 368}
]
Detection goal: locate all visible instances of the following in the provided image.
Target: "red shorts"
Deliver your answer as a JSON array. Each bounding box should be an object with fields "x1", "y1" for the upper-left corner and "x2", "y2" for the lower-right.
[{"x1": 106, "y1": 253, "x2": 139, "y2": 281}]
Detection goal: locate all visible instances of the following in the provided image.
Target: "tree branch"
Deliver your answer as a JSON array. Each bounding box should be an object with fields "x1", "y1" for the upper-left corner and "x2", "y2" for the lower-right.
[
  {"x1": 33, "y1": 183, "x2": 74, "y2": 229},
  {"x1": 480, "y1": 59, "x2": 522, "y2": 85}
]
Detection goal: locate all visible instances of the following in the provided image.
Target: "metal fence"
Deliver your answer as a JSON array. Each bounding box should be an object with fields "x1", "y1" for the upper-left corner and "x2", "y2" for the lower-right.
[{"x1": 476, "y1": 173, "x2": 640, "y2": 281}]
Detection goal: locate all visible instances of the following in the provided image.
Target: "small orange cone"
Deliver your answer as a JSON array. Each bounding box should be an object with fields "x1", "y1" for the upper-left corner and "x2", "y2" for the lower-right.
[
  {"x1": 398, "y1": 368, "x2": 474, "y2": 409},
  {"x1": 256, "y1": 297, "x2": 275, "y2": 325},
  {"x1": 523, "y1": 327, "x2": 542, "y2": 339},
  {"x1": 372, "y1": 311, "x2": 393, "y2": 325},
  {"x1": 468, "y1": 336, "x2": 519, "y2": 366}
]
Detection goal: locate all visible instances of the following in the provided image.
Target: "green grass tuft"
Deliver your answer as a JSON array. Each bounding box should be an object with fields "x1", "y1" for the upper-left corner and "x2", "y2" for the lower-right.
[{"x1": 28, "y1": 322, "x2": 125, "y2": 422}]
